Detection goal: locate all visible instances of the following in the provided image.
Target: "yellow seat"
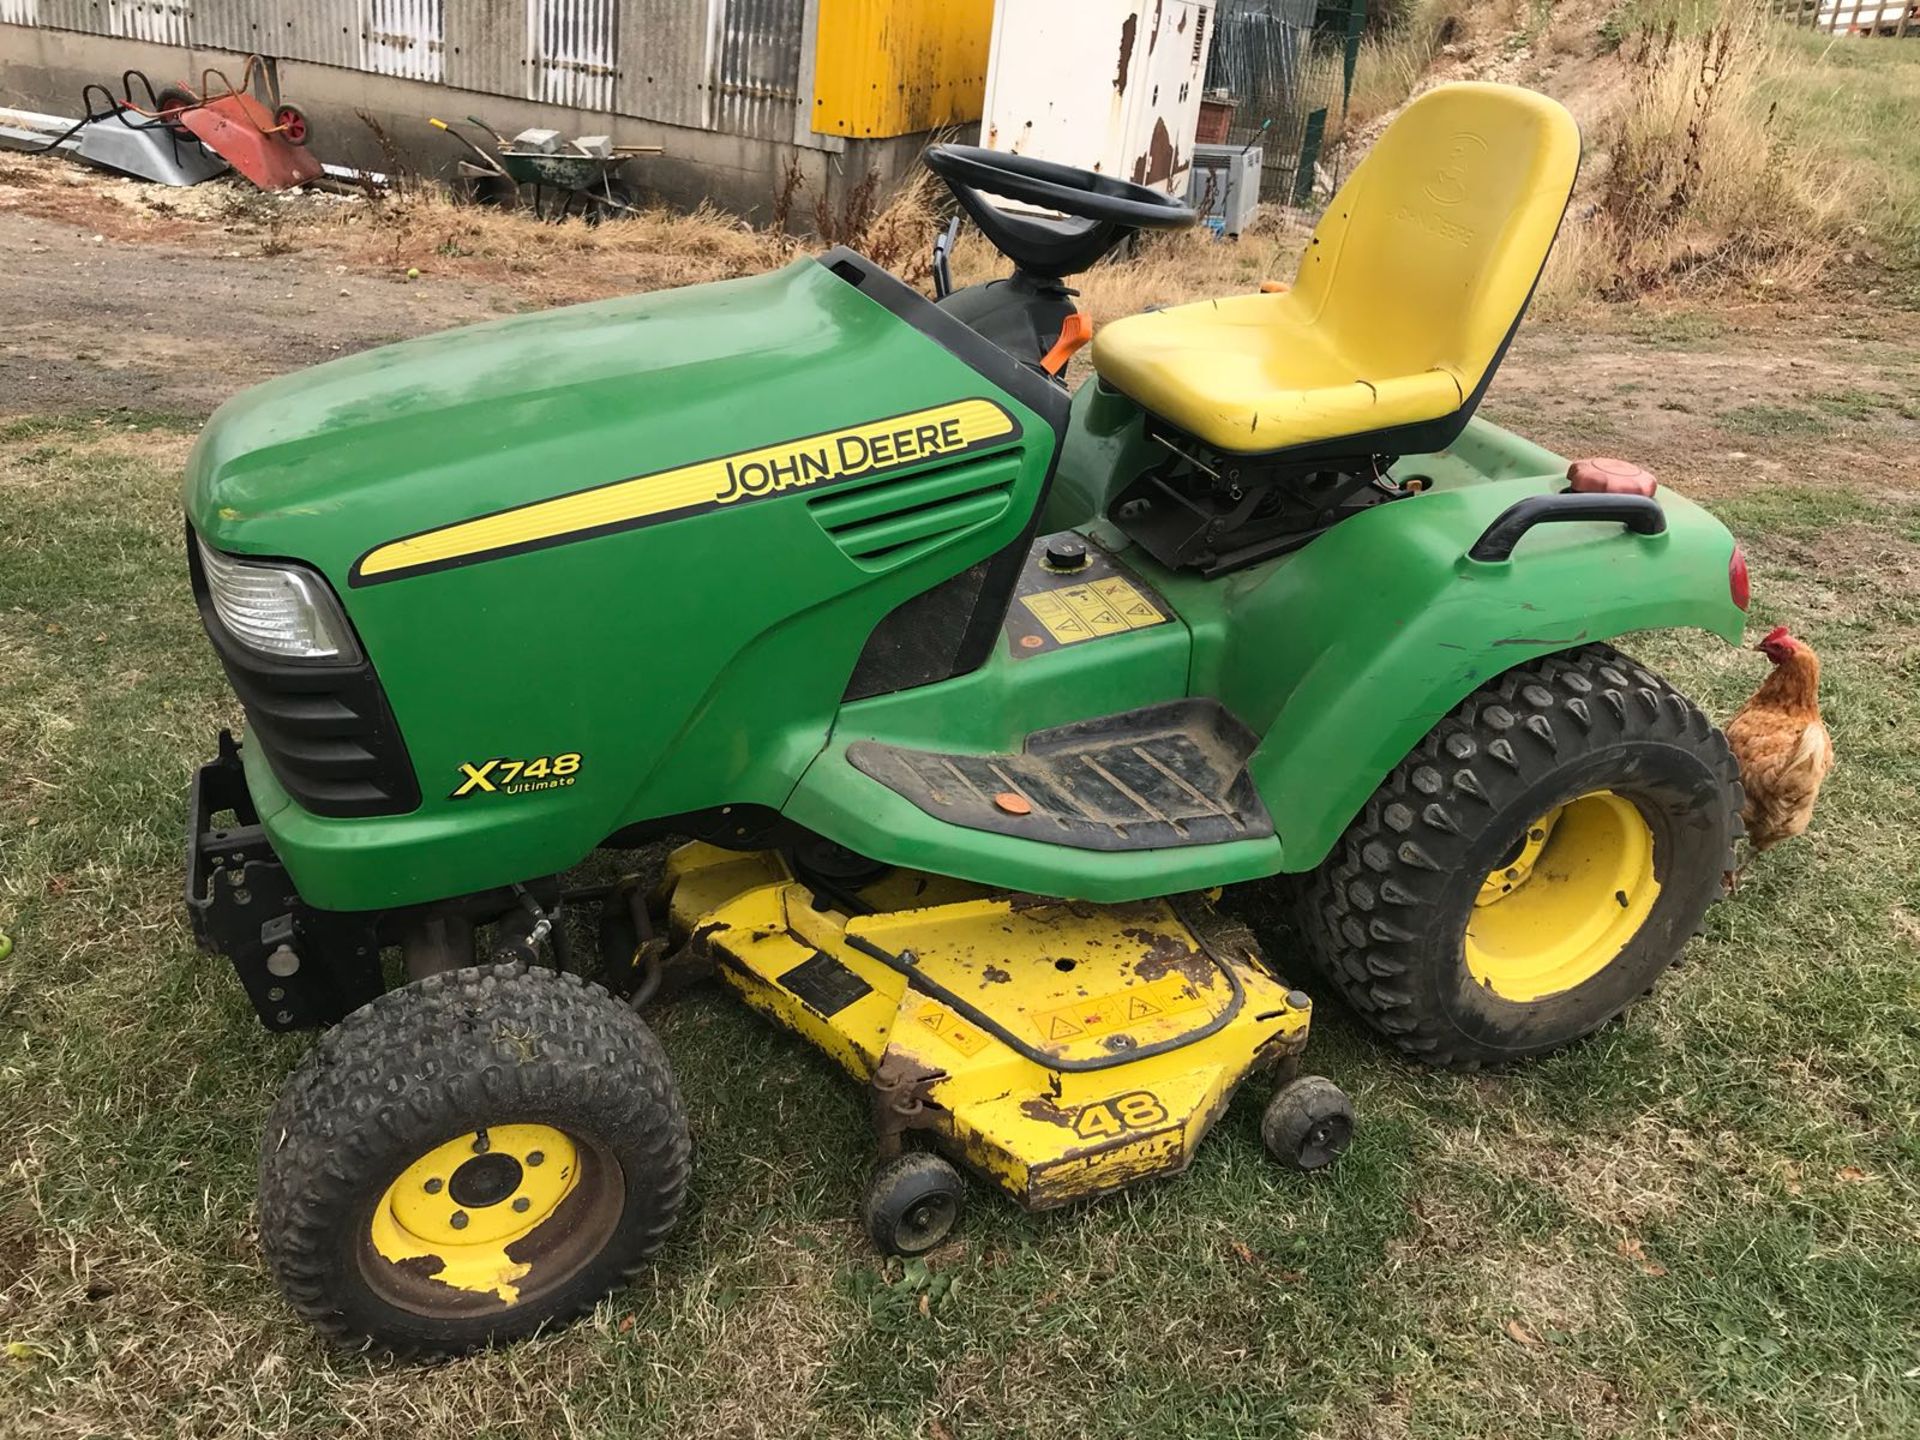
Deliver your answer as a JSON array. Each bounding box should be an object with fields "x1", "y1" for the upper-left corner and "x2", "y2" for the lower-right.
[{"x1": 1090, "y1": 83, "x2": 1581, "y2": 456}]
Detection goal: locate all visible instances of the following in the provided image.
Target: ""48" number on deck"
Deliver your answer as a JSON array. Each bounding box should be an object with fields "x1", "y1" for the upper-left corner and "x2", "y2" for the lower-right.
[{"x1": 1071, "y1": 1090, "x2": 1170, "y2": 1140}]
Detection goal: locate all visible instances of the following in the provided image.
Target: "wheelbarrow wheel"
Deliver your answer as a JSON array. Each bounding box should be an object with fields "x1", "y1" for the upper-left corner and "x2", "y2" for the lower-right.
[
  {"x1": 583, "y1": 182, "x2": 639, "y2": 226},
  {"x1": 465, "y1": 173, "x2": 520, "y2": 211},
  {"x1": 155, "y1": 85, "x2": 196, "y2": 136},
  {"x1": 274, "y1": 104, "x2": 311, "y2": 147}
]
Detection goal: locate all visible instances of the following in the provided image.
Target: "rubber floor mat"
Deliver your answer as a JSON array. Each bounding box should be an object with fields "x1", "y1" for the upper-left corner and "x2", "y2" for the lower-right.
[{"x1": 845, "y1": 699, "x2": 1271, "y2": 851}]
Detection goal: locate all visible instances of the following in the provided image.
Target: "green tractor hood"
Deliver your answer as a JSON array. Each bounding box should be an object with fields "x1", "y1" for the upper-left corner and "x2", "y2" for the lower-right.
[
  {"x1": 189, "y1": 259, "x2": 956, "y2": 556},
  {"x1": 184, "y1": 255, "x2": 1065, "y2": 905}
]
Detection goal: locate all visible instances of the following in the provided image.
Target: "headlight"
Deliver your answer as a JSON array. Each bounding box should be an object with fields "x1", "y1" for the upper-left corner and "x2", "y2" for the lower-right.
[{"x1": 195, "y1": 537, "x2": 358, "y2": 662}]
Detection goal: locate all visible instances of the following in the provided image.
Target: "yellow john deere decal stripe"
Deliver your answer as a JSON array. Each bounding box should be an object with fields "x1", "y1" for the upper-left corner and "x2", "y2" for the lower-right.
[{"x1": 353, "y1": 398, "x2": 1020, "y2": 584}]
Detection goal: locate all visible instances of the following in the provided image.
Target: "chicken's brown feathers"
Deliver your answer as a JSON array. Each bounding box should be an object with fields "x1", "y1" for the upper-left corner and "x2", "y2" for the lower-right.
[{"x1": 1725, "y1": 633, "x2": 1832, "y2": 853}]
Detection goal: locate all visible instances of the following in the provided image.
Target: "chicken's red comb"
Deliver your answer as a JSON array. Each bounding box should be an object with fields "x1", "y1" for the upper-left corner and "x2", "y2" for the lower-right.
[{"x1": 1762, "y1": 625, "x2": 1793, "y2": 645}]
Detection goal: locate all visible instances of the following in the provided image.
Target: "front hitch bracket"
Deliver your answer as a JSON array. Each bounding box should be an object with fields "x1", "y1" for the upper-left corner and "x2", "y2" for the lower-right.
[{"x1": 186, "y1": 731, "x2": 383, "y2": 1030}]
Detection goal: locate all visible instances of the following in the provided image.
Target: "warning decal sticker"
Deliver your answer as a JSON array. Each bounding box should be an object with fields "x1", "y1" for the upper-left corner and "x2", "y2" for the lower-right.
[
  {"x1": 914, "y1": 1002, "x2": 991, "y2": 1057},
  {"x1": 1030, "y1": 973, "x2": 1208, "y2": 1045},
  {"x1": 1004, "y1": 533, "x2": 1175, "y2": 657},
  {"x1": 1021, "y1": 576, "x2": 1164, "y2": 645}
]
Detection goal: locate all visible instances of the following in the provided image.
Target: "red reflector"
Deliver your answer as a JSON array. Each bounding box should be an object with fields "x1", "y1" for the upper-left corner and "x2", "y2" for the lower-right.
[{"x1": 1729, "y1": 544, "x2": 1750, "y2": 611}]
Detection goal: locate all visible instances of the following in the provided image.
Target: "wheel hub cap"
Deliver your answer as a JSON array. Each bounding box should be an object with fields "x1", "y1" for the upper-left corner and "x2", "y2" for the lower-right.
[
  {"x1": 370, "y1": 1123, "x2": 578, "y2": 1303},
  {"x1": 1465, "y1": 790, "x2": 1661, "y2": 1003}
]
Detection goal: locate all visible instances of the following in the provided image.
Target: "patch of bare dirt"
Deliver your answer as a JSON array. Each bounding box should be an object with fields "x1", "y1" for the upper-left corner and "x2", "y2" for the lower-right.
[
  {"x1": 0, "y1": 206, "x2": 513, "y2": 416},
  {"x1": 2, "y1": 144, "x2": 1915, "y2": 525},
  {"x1": 1489, "y1": 303, "x2": 1920, "y2": 497}
]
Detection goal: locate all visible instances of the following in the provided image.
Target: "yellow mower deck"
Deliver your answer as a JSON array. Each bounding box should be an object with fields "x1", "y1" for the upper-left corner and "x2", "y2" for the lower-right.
[{"x1": 664, "y1": 844, "x2": 1314, "y2": 1209}]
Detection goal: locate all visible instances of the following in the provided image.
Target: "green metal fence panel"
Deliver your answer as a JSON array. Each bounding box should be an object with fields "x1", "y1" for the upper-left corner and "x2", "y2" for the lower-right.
[{"x1": 1204, "y1": 0, "x2": 1362, "y2": 207}]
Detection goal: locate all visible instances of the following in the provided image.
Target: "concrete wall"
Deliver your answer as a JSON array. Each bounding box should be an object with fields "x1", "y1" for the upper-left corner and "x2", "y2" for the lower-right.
[{"x1": 0, "y1": 22, "x2": 940, "y2": 227}]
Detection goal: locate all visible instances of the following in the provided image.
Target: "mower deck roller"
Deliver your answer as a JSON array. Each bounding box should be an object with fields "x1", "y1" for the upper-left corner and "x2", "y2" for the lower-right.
[{"x1": 665, "y1": 845, "x2": 1321, "y2": 1222}]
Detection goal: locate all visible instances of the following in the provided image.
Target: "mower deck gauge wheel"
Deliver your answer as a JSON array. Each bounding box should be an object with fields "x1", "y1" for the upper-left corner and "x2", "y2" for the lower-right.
[
  {"x1": 863, "y1": 1152, "x2": 964, "y2": 1257},
  {"x1": 1262, "y1": 1075, "x2": 1355, "y2": 1171}
]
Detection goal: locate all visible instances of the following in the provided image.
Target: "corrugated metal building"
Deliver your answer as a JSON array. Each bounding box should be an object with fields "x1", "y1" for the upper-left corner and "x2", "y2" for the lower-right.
[{"x1": 0, "y1": 0, "x2": 998, "y2": 219}]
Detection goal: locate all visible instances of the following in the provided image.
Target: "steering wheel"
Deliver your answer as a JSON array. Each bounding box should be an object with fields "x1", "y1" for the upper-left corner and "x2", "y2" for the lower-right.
[{"x1": 924, "y1": 144, "x2": 1196, "y2": 280}]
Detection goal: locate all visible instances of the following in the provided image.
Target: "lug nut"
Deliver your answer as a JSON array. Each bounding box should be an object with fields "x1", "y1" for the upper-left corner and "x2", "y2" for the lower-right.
[
  {"x1": 424, "y1": 1178, "x2": 443, "y2": 1195},
  {"x1": 526, "y1": 1150, "x2": 545, "y2": 1167},
  {"x1": 449, "y1": 1211, "x2": 469, "y2": 1230},
  {"x1": 512, "y1": 1197, "x2": 531, "y2": 1213}
]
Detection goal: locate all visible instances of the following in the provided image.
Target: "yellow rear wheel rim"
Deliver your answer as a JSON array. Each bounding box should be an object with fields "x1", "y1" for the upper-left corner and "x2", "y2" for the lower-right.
[
  {"x1": 369, "y1": 1123, "x2": 580, "y2": 1305},
  {"x1": 1464, "y1": 790, "x2": 1661, "y2": 1003}
]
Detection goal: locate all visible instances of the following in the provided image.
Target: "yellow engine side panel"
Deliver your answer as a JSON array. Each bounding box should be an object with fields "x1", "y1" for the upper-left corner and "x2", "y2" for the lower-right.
[
  {"x1": 812, "y1": 0, "x2": 995, "y2": 138},
  {"x1": 668, "y1": 846, "x2": 1312, "y2": 1210}
]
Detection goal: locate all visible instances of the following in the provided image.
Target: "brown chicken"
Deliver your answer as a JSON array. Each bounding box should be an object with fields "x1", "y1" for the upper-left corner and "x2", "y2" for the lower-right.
[{"x1": 1725, "y1": 626, "x2": 1834, "y2": 865}]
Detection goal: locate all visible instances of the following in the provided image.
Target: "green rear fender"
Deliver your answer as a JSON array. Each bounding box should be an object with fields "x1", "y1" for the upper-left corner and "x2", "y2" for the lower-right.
[{"x1": 1194, "y1": 477, "x2": 1748, "y2": 873}]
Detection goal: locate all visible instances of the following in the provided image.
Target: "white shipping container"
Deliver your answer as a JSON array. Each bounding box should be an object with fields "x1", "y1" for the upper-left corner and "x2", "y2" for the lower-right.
[{"x1": 980, "y1": 0, "x2": 1214, "y2": 199}]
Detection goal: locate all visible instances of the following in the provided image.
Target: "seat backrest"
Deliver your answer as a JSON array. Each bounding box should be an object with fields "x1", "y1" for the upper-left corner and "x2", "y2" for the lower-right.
[{"x1": 1291, "y1": 83, "x2": 1579, "y2": 404}]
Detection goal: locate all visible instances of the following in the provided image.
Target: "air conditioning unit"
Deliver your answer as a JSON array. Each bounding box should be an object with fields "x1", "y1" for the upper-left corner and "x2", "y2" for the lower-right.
[{"x1": 1188, "y1": 141, "x2": 1261, "y2": 237}]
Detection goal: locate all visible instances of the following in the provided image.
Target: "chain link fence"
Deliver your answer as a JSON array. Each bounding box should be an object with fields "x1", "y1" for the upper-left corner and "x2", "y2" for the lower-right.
[{"x1": 1205, "y1": 0, "x2": 1366, "y2": 208}]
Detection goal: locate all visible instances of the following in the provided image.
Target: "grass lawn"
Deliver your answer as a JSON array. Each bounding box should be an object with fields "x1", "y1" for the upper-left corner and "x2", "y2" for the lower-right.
[
  {"x1": 1, "y1": 372, "x2": 1917, "y2": 1440},
  {"x1": 10, "y1": 9, "x2": 1920, "y2": 1433}
]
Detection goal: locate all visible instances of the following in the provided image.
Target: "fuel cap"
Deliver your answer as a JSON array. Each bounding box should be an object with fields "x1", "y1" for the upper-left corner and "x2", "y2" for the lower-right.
[{"x1": 1044, "y1": 536, "x2": 1090, "y2": 572}]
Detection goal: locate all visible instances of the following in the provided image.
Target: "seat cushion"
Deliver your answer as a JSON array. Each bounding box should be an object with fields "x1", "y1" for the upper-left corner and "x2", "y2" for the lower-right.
[
  {"x1": 1090, "y1": 82, "x2": 1580, "y2": 457},
  {"x1": 1090, "y1": 291, "x2": 1466, "y2": 454}
]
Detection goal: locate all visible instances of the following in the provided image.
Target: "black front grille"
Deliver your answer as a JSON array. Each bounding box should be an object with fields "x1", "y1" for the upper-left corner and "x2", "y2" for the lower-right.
[{"x1": 188, "y1": 533, "x2": 421, "y2": 818}]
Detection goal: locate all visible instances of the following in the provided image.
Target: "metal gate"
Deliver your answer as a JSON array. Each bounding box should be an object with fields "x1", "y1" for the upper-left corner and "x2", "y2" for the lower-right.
[
  {"x1": 1772, "y1": 0, "x2": 1915, "y2": 35},
  {"x1": 1206, "y1": 0, "x2": 1363, "y2": 207}
]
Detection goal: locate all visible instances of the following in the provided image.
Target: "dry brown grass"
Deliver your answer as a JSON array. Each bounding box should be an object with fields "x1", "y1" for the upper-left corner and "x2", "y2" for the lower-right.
[
  {"x1": 1347, "y1": 0, "x2": 1477, "y2": 129},
  {"x1": 950, "y1": 218, "x2": 1309, "y2": 327},
  {"x1": 334, "y1": 188, "x2": 790, "y2": 306},
  {"x1": 1568, "y1": 13, "x2": 1856, "y2": 303}
]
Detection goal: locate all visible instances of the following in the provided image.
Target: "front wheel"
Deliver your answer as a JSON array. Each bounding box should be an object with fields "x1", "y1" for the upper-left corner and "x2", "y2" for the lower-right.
[
  {"x1": 1299, "y1": 644, "x2": 1741, "y2": 1069},
  {"x1": 257, "y1": 963, "x2": 690, "y2": 1357}
]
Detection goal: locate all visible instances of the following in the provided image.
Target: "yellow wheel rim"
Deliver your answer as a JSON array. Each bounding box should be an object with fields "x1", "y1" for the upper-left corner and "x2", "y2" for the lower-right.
[
  {"x1": 1464, "y1": 790, "x2": 1661, "y2": 1003},
  {"x1": 369, "y1": 1123, "x2": 580, "y2": 1304}
]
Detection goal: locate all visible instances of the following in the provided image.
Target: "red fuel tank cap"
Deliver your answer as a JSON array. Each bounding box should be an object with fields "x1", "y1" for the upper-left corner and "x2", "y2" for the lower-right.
[{"x1": 1567, "y1": 457, "x2": 1658, "y2": 496}]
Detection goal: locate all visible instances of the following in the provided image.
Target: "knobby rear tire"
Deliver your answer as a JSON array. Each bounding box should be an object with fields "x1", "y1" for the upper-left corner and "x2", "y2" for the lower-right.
[{"x1": 1297, "y1": 643, "x2": 1742, "y2": 1069}]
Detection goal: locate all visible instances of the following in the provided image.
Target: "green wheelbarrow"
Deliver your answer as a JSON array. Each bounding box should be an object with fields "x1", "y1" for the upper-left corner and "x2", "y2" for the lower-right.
[{"x1": 432, "y1": 115, "x2": 661, "y2": 224}]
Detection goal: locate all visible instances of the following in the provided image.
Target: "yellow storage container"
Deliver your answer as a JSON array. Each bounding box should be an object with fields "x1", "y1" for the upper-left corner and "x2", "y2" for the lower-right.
[{"x1": 812, "y1": 0, "x2": 996, "y2": 139}]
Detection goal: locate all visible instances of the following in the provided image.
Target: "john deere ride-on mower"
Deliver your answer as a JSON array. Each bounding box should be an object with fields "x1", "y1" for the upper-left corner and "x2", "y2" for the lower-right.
[{"x1": 183, "y1": 84, "x2": 1748, "y2": 1354}]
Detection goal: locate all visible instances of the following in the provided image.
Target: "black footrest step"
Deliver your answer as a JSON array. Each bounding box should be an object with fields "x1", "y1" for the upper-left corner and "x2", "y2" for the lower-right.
[{"x1": 846, "y1": 699, "x2": 1271, "y2": 852}]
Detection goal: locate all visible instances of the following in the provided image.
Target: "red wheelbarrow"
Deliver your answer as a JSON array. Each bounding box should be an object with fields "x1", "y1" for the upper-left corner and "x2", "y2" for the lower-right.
[{"x1": 155, "y1": 56, "x2": 320, "y2": 192}]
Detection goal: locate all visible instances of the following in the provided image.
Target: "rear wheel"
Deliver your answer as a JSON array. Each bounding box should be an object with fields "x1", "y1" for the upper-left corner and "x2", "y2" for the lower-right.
[
  {"x1": 258, "y1": 963, "x2": 690, "y2": 1356},
  {"x1": 1299, "y1": 643, "x2": 1741, "y2": 1069}
]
